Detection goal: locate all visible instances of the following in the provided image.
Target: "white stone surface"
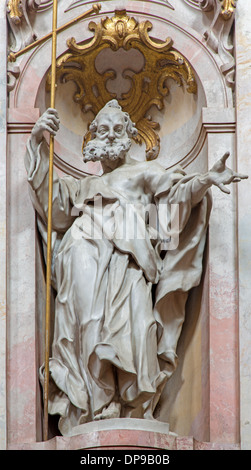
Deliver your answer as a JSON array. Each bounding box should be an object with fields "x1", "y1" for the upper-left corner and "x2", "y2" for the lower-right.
[
  {"x1": 68, "y1": 418, "x2": 170, "y2": 437},
  {"x1": 0, "y1": 2, "x2": 7, "y2": 451},
  {"x1": 235, "y1": 0, "x2": 251, "y2": 451}
]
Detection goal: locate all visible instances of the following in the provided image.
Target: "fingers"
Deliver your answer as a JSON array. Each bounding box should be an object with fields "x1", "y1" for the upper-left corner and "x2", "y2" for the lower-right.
[
  {"x1": 31, "y1": 108, "x2": 60, "y2": 144},
  {"x1": 230, "y1": 172, "x2": 248, "y2": 183},
  {"x1": 232, "y1": 177, "x2": 241, "y2": 183},
  {"x1": 220, "y1": 151, "x2": 230, "y2": 164},
  {"x1": 41, "y1": 125, "x2": 55, "y2": 136},
  {"x1": 209, "y1": 152, "x2": 230, "y2": 173},
  {"x1": 234, "y1": 173, "x2": 248, "y2": 180},
  {"x1": 47, "y1": 107, "x2": 58, "y2": 115},
  {"x1": 45, "y1": 107, "x2": 59, "y2": 118},
  {"x1": 218, "y1": 183, "x2": 231, "y2": 194},
  {"x1": 215, "y1": 171, "x2": 248, "y2": 193},
  {"x1": 45, "y1": 109, "x2": 60, "y2": 123},
  {"x1": 39, "y1": 108, "x2": 60, "y2": 135},
  {"x1": 46, "y1": 116, "x2": 59, "y2": 131}
]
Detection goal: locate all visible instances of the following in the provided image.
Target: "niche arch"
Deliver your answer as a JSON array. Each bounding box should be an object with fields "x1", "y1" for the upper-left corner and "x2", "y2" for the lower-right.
[{"x1": 7, "y1": 5, "x2": 235, "y2": 441}]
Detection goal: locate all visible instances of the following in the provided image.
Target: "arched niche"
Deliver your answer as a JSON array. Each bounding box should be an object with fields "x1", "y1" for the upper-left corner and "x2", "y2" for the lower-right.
[
  {"x1": 10, "y1": 7, "x2": 228, "y2": 178},
  {"x1": 7, "y1": 4, "x2": 236, "y2": 442}
]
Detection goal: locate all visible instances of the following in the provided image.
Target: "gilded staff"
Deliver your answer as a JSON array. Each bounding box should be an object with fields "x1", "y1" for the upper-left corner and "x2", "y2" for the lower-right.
[
  {"x1": 43, "y1": 0, "x2": 58, "y2": 442},
  {"x1": 33, "y1": 1, "x2": 101, "y2": 442},
  {"x1": 8, "y1": 3, "x2": 101, "y2": 62}
]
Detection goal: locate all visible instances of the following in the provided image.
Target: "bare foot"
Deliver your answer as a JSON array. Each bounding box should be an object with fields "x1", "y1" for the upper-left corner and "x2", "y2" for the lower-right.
[{"x1": 94, "y1": 401, "x2": 121, "y2": 421}]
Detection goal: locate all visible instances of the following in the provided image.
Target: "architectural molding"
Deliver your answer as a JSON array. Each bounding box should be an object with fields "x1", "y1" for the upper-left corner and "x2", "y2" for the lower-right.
[{"x1": 65, "y1": 1, "x2": 175, "y2": 14}]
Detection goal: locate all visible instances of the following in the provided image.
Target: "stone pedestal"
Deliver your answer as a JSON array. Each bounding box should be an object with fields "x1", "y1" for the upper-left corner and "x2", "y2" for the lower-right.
[{"x1": 7, "y1": 419, "x2": 239, "y2": 450}]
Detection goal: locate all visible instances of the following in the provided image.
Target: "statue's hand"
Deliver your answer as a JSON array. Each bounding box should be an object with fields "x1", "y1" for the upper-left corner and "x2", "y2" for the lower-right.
[
  {"x1": 208, "y1": 152, "x2": 248, "y2": 194},
  {"x1": 31, "y1": 108, "x2": 60, "y2": 146}
]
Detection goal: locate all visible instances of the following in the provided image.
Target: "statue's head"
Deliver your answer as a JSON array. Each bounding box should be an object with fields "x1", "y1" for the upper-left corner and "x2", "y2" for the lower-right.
[{"x1": 82, "y1": 100, "x2": 137, "y2": 164}]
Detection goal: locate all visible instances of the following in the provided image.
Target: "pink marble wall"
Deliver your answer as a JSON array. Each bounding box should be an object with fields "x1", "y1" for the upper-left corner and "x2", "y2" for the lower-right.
[
  {"x1": 207, "y1": 131, "x2": 240, "y2": 444},
  {"x1": 0, "y1": 1, "x2": 7, "y2": 450},
  {"x1": 235, "y1": 0, "x2": 251, "y2": 449},
  {"x1": 8, "y1": 429, "x2": 240, "y2": 450},
  {"x1": 6, "y1": 109, "x2": 40, "y2": 444}
]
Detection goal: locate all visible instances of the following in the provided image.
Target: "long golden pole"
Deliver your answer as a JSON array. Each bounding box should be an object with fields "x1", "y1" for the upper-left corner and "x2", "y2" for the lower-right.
[{"x1": 43, "y1": 0, "x2": 58, "y2": 442}]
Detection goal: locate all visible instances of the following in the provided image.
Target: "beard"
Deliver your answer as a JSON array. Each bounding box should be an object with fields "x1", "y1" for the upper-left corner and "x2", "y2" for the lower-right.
[{"x1": 82, "y1": 137, "x2": 132, "y2": 163}]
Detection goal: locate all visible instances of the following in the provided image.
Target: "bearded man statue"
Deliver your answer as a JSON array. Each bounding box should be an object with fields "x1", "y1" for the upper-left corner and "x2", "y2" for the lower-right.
[{"x1": 25, "y1": 100, "x2": 246, "y2": 436}]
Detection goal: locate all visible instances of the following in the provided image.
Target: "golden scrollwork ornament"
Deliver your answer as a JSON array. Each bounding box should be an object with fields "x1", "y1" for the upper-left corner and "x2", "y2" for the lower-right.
[
  {"x1": 220, "y1": 0, "x2": 236, "y2": 20},
  {"x1": 7, "y1": 0, "x2": 23, "y2": 24},
  {"x1": 46, "y1": 10, "x2": 197, "y2": 160}
]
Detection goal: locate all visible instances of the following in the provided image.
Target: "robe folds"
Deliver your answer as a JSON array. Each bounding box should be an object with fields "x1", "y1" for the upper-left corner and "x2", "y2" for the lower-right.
[{"x1": 25, "y1": 138, "x2": 212, "y2": 435}]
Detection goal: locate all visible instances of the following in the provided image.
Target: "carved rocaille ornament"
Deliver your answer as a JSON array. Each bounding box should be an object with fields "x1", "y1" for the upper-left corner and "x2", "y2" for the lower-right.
[
  {"x1": 199, "y1": 0, "x2": 236, "y2": 18},
  {"x1": 198, "y1": 0, "x2": 237, "y2": 89},
  {"x1": 46, "y1": 10, "x2": 197, "y2": 160}
]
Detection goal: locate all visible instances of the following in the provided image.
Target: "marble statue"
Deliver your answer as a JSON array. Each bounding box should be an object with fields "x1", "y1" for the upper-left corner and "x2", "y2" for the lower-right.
[{"x1": 25, "y1": 100, "x2": 247, "y2": 435}]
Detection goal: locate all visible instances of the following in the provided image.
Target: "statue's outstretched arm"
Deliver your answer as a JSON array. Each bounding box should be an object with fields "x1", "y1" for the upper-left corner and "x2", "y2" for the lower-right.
[
  {"x1": 190, "y1": 152, "x2": 248, "y2": 206},
  {"x1": 206, "y1": 152, "x2": 248, "y2": 193}
]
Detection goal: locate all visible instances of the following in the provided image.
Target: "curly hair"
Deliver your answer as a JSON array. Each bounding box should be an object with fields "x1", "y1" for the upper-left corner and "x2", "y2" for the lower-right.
[{"x1": 89, "y1": 100, "x2": 138, "y2": 139}]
